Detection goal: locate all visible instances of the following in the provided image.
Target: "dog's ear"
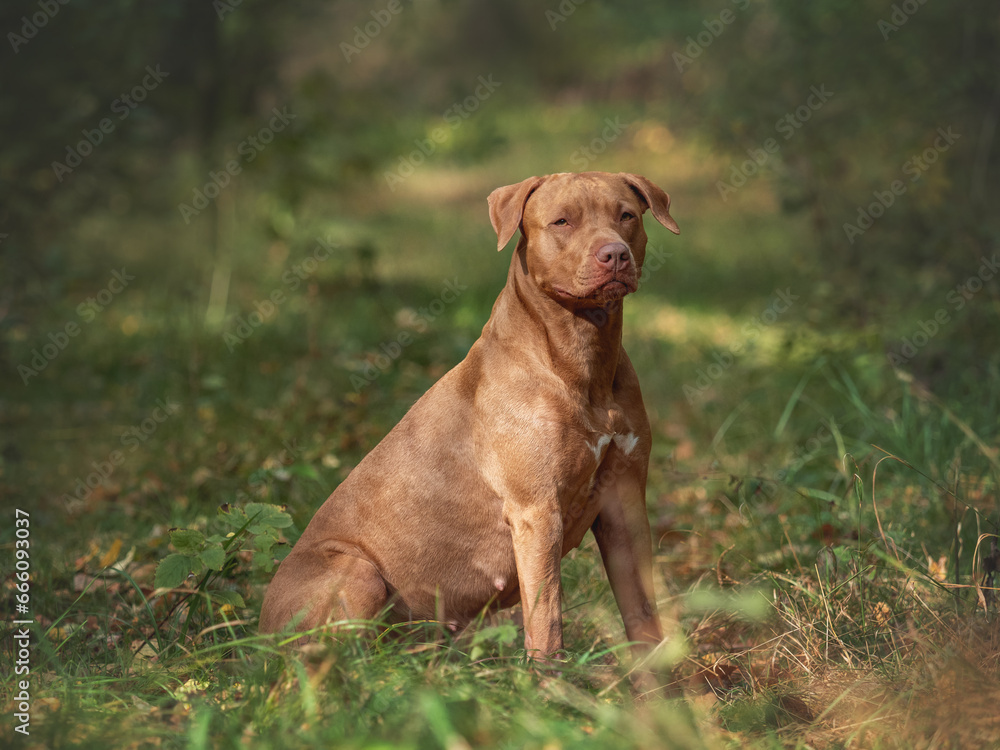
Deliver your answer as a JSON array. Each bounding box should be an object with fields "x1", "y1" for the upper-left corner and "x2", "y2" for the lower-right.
[
  {"x1": 488, "y1": 176, "x2": 546, "y2": 251},
  {"x1": 619, "y1": 173, "x2": 680, "y2": 235}
]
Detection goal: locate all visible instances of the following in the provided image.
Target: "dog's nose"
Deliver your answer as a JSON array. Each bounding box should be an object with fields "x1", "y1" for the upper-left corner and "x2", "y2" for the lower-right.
[{"x1": 595, "y1": 242, "x2": 631, "y2": 270}]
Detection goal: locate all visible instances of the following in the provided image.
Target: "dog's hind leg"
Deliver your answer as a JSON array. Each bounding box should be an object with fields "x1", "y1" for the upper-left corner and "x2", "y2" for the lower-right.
[{"x1": 259, "y1": 548, "x2": 388, "y2": 635}]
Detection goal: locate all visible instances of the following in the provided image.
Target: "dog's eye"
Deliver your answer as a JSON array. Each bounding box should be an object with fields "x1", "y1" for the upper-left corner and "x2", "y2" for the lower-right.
[
  {"x1": 620, "y1": 212, "x2": 635, "y2": 222},
  {"x1": 552, "y1": 218, "x2": 569, "y2": 226}
]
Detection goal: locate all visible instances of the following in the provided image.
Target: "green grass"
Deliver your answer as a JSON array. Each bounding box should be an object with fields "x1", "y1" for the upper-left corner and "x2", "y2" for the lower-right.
[{"x1": 3, "y1": 99, "x2": 1000, "y2": 748}]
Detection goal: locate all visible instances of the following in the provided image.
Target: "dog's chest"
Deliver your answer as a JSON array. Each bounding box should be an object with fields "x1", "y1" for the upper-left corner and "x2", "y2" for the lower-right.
[
  {"x1": 558, "y1": 416, "x2": 642, "y2": 549},
  {"x1": 581, "y1": 405, "x2": 636, "y2": 467},
  {"x1": 585, "y1": 430, "x2": 640, "y2": 464}
]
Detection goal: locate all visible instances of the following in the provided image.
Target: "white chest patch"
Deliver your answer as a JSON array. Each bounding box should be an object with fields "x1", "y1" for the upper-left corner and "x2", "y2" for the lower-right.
[
  {"x1": 613, "y1": 432, "x2": 640, "y2": 455},
  {"x1": 589, "y1": 433, "x2": 613, "y2": 463}
]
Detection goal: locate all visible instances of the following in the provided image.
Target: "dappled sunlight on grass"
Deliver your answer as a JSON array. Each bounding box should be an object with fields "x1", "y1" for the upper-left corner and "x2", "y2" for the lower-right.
[
  {"x1": 627, "y1": 296, "x2": 797, "y2": 367},
  {"x1": 5, "y1": 51, "x2": 998, "y2": 750}
]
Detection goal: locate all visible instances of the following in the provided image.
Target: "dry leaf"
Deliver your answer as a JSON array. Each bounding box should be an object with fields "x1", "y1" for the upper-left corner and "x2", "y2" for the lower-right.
[
  {"x1": 98, "y1": 538, "x2": 123, "y2": 568},
  {"x1": 928, "y1": 555, "x2": 948, "y2": 582},
  {"x1": 873, "y1": 601, "x2": 892, "y2": 626}
]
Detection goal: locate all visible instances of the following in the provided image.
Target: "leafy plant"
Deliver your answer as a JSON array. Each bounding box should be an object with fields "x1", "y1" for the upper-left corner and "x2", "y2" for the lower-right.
[{"x1": 151, "y1": 502, "x2": 292, "y2": 650}]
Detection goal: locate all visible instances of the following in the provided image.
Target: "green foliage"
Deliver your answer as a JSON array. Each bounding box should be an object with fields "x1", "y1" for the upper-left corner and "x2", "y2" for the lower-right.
[
  {"x1": 3, "y1": 0, "x2": 999, "y2": 746},
  {"x1": 150, "y1": 502, "x2": 291, "y2": 653},
  {"x1": 684, "y1": 0, "x2": 998, "y2": 285},
  {"x1": 156, "y1": 502, "x2": 291, "y2": 589}
]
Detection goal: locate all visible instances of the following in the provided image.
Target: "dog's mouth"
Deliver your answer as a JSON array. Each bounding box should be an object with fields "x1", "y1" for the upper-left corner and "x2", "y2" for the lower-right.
[
  {"x1": 550, "y1": 276, "x2": 636, "y2": 305},
  {"x1": 599, "y1": 279, "x2": 630, "y2": 295},
  {"x1": 586, "y1": 280, "x2": 629, "y2": 304},
  {"x1": 590, "y1": 272, "x2": 638, "y2": 299}
]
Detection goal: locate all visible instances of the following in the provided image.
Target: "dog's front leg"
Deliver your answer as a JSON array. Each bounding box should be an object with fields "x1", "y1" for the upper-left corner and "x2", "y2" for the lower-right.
[
  {"x1": 590, "y1": 469, "x2": 663, "y2": 653},
  {"x1": 591, "y1": 469, "x2": 670, "y2": 696},
  {"x1": 506, "y1": 503, "x2": 565, "y2": 657}
]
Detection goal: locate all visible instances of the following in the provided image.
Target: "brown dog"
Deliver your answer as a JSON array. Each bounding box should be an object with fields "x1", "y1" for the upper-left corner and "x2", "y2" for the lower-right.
[{"x1": 260, "y1": 171, "x2": 680, "y2": 663}]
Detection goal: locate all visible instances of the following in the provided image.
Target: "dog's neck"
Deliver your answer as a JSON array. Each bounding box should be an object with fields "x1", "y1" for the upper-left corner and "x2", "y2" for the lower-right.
[{"x1": 484, "y1": 248, "x2": 626, "y2": 404}]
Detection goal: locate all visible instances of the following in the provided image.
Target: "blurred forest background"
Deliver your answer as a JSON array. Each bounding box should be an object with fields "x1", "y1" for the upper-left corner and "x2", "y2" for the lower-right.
[{"x1": 2, "y1": 0, "x2": 1000, "y2": 747}]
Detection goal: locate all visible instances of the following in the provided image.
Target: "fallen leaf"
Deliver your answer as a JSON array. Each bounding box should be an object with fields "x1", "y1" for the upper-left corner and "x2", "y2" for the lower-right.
[
  {"x1": 99, "y1": 538, "x2": 123, "y2": 568},
  {"x1": 928, "y1": 555, "x2": 948, "y2": 583},
  {"x1": 73, "y1": 574, "x2": 93, "y2": 592},
  {"x1": 873, "y1": 601, "x2": 892, "y2": 626}
]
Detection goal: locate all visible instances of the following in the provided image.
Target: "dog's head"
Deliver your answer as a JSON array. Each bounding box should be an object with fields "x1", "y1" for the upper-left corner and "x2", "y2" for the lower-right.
[{"x1": 488, "y1": 172, "x2": 679, "y2": 308}]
